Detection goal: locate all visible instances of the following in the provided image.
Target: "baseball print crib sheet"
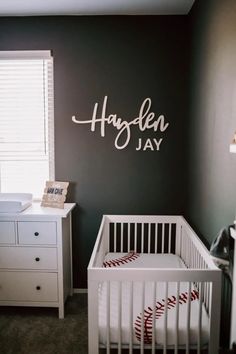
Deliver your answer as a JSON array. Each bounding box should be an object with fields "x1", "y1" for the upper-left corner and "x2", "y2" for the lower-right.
[{"x1": 99, "y1": 252, "x2": 209, "y2": 347}]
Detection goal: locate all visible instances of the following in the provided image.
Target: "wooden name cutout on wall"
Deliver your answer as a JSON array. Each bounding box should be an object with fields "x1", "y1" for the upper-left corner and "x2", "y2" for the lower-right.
[{"x1": 72, "y1": 96, "x2": 169, "y2": 151}]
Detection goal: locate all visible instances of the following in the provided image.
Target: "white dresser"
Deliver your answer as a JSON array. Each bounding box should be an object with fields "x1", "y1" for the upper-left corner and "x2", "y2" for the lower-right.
[{"x1": 0, "y1": 202, "x2": 76, "y2": 318}]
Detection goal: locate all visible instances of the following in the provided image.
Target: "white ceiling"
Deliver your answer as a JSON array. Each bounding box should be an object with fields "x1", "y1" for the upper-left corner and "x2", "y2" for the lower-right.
[{"x1": 0, "y1": 0, "x2": 195, "y2": 16}]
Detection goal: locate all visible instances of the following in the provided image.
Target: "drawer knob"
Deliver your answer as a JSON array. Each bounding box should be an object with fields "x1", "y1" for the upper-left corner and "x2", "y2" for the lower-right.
[
  {"x1": 36, "y1": 286, "x2": 41, "y2": 290},
  {"x1": 35, "y1": 257, "x2": 40, "y2": 262},
  {"x1": 34, "y1": 232, "x2": 39, "y2": 236}
]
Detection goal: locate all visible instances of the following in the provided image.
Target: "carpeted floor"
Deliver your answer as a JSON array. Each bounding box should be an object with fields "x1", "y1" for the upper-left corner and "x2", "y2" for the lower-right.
[
  {"x1": 0, "y1": 293, "x2": 88, "y2": 354},
  {"x1": 0, "y1": 296, "x2": 233, "y2": 354}
]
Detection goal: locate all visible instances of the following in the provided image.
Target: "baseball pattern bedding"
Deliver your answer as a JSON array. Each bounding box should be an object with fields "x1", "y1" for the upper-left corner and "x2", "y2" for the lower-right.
[{"x1": 99, "y1": 252, "x2": 209, "y2": 347}]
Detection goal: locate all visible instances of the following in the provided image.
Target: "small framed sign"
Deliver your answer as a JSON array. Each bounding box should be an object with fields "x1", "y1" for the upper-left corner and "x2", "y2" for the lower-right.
[{"x1": 41, "y1": 181, "x2": 69, "y2": 209}]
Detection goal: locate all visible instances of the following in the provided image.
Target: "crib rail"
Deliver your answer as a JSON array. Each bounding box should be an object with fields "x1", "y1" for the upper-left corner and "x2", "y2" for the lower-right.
[
  {"x1": 107, "y1": 215, "x2": 179, "y2": 255},
  {"x1": 88, "y1": 215, "x2": 222, "y2": 354},
  {"x1": 108, "y1": 221, "x2": 177, "y2": 254},
  {"x1": 89, "y1": 215, "x2": 216, "y2": 269},
  {"x1": 98, "y1": 279, "x2": 212, "y2": 354}
]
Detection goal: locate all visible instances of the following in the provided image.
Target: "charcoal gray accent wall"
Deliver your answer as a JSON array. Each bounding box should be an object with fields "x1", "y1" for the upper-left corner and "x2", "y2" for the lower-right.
[
  {"x1": 187, "y1": 0, "x2": 236, "y2": 245},
  {"x1": 188, "y1": 1, "x2": 236, "y2": 347},
  {"x1": 0, "y1": 16, "x2": 189, "y2": 288}
]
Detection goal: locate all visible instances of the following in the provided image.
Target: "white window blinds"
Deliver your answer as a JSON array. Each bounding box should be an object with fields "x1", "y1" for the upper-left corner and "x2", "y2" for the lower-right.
[{"x1": 0, "y1": 51, "x2": 54, "y2": 199}]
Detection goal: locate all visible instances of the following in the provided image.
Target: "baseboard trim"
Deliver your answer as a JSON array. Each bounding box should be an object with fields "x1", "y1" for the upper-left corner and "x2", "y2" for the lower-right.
[{"x1": 73, "y1": 288, "x2": 88, "y2": 294}]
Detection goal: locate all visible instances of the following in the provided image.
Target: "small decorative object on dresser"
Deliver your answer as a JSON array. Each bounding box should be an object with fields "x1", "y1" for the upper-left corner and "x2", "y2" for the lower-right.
[
  {"x1": 41, "y1": 181, "x2": 69, "y2": 209},
  {"x1": 0, "y1": 202, "x2": 76, "y2": 318}
]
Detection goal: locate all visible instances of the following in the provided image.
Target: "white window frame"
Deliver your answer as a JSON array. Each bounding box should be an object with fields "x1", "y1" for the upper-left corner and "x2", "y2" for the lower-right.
[{"x1": 0, "y1": 50, "x2": 55, "y2": 200}]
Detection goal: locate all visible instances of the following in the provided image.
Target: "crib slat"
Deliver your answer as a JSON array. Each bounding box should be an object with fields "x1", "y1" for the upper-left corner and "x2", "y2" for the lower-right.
[
  {"x1": 186, "y1": 230, "x2": 189, "y2": 266},
  {"x1": 197, "y1": 282, "x2": 203, "y2": 354},
  {"x1": 186, "y1": 282, "x2": 191, "y2": 354},
  {"x1": 182, "y1": 229, "x2": 186, "y2": 264},
  {"x1": 163, "y1": 281, "x2": 168, "y2": 354},
  {"x1": 168, "y1": 224, "x2": 171, "y2": 253},
  {"x1": 196, "y1": 246, "x2": 198, "y2": 268},
  {"x1": 193, "y1": 245, "x2": 197, "y2": 268},
  {"x1": 175, "y1": 222, "x2": 181, "y2": 256},
  {"x1": 129, "y1": 281, "x2": 133, "y2": 354},
  {"x1": 187, "y1": 232, "x2": 190, "y2": 266},
  {"x1": 207, "y1": 281, "x2": 210, "y2": 313},
  {"x1": 197, "y1": 252, "x2": 200, "y2": 269},
  {"x1": 196, "y1": 251, "x2": 199, "y2": 268},
  {"x1": 202, "y1": 261, "x2": 207, "y2": 309},
  {"x1": 152, "y1": 281, "x2": 156, "y2": 354},
  {"x1": 140, "y1": 281, "x2": 145, "y2": 354},
  {"x1": 184, "y1": 230, "x2": 187, "y2": 262},
  {"x1": 141, "y1": 223, "x2": 144, "y2": 253},
  {"x1": 128, "y1": 223, "x2": 131, "y2": 253},
  {"x1": 189, "y1": 239, "x2": 192, "y2": 268},
  {"x1": 108, "y1": 224, "x2": 110, "y2": 253},
  {"x1": 192, "y1": 242, "x2": 195, "y2": 267},
  {"x1": 190, "y1": 240, "x2": 193, "y2": 267},
  {"x1": 204, "y1": 277, "x2": 208, "y2": 312},
  {"x1": 118, "y1": 281, "x2": 122, "y2": 354},
  {"x1": 182, "y1": 228, "x2": 186, "y2": 263},
  {"x1": 188, "y1": 239, "x2": 191, "y2": 268},
  {"x1": 134, "y1": 223, "x2": 137, "y2": 252},
  {"x1": 114, "y1": 223, "x2": 117, "y2": 252},
  {"x1": 155, "y1": 223, "x2": 158, "y2": 253},
  {"x1": 148, "y1": 223, "x2": 151, "y2": 254},
  {"x1": 121, "y1": 223, "x2": 124, "y2": 252},
  {"x1": 106, "y1": 281, "x2": 110, "y2": 354},
  {"x1": 161, "y1": 224, "x2": 165, "y2": 253},
  {"x1": 175, "y1": 281, "x2": 180, "y2": 354},
  {"x1": 186, "y1": 233, "x2": 189, "y2": 267}
]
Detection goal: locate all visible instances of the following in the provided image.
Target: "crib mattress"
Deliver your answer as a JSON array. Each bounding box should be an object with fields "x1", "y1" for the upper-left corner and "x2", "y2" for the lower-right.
[{"x1": 99, "y1": 252, "x2": 209, "y2": 347}]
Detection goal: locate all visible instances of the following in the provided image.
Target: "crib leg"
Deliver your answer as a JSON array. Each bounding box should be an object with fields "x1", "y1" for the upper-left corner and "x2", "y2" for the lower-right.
[
  {"x1": 208, "y1": 278, "x2": 222, "y2": 354},
  {"x1": 88, "y1": 279, "x2": 99, "y2": 354}
]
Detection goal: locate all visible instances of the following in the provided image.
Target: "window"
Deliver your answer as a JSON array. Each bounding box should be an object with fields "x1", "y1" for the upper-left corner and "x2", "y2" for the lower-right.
[{"x1": 0, "y1": 51, "x2": 54, "y2": 199}]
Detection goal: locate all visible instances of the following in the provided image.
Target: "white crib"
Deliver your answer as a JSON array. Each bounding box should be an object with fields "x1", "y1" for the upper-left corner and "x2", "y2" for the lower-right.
[{"x1": 88, "y1": 215, "x2": 222, "y2": 354}]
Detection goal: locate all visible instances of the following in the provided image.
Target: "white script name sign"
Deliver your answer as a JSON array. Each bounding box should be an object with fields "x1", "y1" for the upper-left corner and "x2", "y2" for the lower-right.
[{"x1": 72, "y1": 96, "x2": 169, "y2": 151}]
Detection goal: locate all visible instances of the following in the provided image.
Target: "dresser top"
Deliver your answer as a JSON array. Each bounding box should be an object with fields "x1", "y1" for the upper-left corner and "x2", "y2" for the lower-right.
[{"x1": 0, "y1": 202, "x2": 76, "y2": 219}]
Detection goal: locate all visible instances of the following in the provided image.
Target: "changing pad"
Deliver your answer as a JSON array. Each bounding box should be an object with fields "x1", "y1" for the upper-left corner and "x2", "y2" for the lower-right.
[{"x1": 0, "y1": 193, "x2": 32, "y2": 213}]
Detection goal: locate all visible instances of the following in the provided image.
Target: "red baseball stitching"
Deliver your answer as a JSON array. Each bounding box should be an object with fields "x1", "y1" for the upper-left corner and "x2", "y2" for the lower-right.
[
  {"x1": 103, "y1": 251, "x2": 140, "y2": 268},
  {"x1": 134, "y1": 289, "x2": 199, "y2": 344}
]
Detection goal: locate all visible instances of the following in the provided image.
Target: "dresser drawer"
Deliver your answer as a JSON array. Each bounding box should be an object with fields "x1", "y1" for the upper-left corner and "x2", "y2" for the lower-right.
[
  {"x1": 0, "y1": 247, "x2": 57, "y2": 270},
  {"x1": 0, "y1": 222, "x2": 16, "y2": 244},
  {"x1": 0, "y1": 271, "x2": 58, "y2": 302},
  {"x1": 18, "y1": 222, "x2": 57, "y2": 245}
]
